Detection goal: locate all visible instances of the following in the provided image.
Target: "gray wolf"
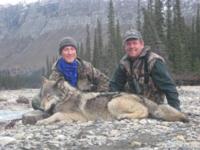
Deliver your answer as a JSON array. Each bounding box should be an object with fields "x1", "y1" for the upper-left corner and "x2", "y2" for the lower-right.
[{"x1": 36, "y1": 78, "x2": 189, "y2": 124}]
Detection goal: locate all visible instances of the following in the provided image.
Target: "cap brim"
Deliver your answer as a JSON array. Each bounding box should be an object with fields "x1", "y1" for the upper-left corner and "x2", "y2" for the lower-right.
[{"x1": 124, "y1": 36, "x2": 141, "y2": 42}]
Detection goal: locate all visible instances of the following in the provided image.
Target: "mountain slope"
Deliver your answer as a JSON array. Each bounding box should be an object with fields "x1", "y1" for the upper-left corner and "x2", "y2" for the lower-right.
[{"x1": 0, "y1": 0, "x2": 198, "y2": 73}]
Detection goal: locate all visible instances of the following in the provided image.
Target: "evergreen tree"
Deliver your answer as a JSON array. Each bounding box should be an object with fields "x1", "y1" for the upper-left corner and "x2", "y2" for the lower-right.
[
  {"x1": 108, "y1": 0, "x2": 116, "y2": 47},
  {"x1": 79, "y1": 41, "x2": 85, "y2": 59},
  {"x1": 142, "y1": 8, "x2": 153, "y2": 46},
  {"x1": 147, "y1": 0, "x2": 154, "y2": 16},
  {"x1": 192, "y1": 4, "x2": 200, "y2": 73},
  {"x1": 171, "y1": 0, "x2": 183, "y2": 71},
  {"x1": 154, "y1": 0, "x2": 164, "y2": 40},
  {"x1": 191, "y1": 17, "x2": 196, "y2": 59},
  {"x1": 142, "y1": 0, "x2": 162, "y2": 49},
  {"x1": 97, "y1": 19, "x2": 103, "y2": 51},
  {"x1": 85, "y1": 24, "x2": 91, "y2": 62},
  {"x1": 107, "y1": 0, "x2": 117, "y2": 75},
  {"x1": 115, "y1": 19, "x2": 123, "y2": 61},
  {"x1": 166, "y1": 0, "x2": 174, "y2": 64},
  {"x1": 136, "y1": 0, "x2": 142, "y2": 31},
  {"x1": 171, "y1": 0, "x2": 191, "y2": 72},
  {"x1": 93, "y1": 28, "x2": 99, "y2": 68},
  {"x1": 92, "y1": 18, "x2": 104, "y2": 69},
  {"x1": 142, "y1": 7, "x2": 158, "y2": 48},
  {"x1": 45, "y1": 55, "x2": 51, "y2": 77},
  {"x1": 196, "y1": 4, "x2": 200, "y2": 58},
  {"x1": 166, "y1": 0, "x2": 172, "y2": 42}
]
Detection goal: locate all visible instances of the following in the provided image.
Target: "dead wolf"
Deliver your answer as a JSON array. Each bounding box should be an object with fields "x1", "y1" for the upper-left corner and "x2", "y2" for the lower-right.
[{"x1": 36, "y1": 78, "x2": 189, "y2": 124}]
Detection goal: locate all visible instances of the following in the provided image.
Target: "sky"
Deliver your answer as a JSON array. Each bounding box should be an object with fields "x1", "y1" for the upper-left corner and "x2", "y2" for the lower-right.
[{"x1": 0, "y1": 0, "x2": 38, "y2": 5}]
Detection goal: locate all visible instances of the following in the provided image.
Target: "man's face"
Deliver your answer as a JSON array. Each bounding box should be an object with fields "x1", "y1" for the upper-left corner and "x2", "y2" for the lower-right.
[
  {"x1": 61, "y1": 46, "x2": 77, "y2": 63},
  {"x1": 124, "y1": 39, "x2": 144, "y2": 58}
]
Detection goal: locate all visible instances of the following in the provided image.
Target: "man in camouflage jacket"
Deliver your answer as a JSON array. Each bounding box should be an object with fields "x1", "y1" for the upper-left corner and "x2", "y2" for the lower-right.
[{"x1": 110, "y1": 29, "x2": 181, "y2": 111}]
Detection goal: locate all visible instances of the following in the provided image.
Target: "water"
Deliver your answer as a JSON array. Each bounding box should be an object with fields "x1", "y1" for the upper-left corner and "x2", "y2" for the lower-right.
[{"x1": 0, "y1": 110, "x2": 30, "y2": 122}]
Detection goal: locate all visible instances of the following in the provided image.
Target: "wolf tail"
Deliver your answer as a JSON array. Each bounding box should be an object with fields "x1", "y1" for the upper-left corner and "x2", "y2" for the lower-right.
[
  {"x1": 151, "y1": 104, "x2": 189, "y2": 123},
  {"x1": 138, "y1": 96, "x2": 189, "y2": 123}
]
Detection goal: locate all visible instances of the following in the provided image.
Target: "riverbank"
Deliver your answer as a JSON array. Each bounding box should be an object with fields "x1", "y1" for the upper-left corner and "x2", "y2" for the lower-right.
[{"x1": 0, "y1": 87, "x2": 199, "y2": 149}]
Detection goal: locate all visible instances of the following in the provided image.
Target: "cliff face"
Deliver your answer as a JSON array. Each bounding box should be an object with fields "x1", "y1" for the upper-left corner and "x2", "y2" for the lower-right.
[{"x1": 0, "y1": 0, "x2": 198, "y2": 73}]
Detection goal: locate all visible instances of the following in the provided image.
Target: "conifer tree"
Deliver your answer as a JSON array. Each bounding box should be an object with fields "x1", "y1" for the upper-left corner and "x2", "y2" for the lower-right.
[
  {"x1": 107, "y1": 0, "x2": 117, "y2": 75},
  {"x1": 93, "y1": 28, "x2": 99, "y2": 68},
  {"x1": 136, "y1": 0, "x2": 142, "y2": 31},
  {"x1": 85, "y1": 24, "x2": 91, "y2": 62},
  {"x1": 45, "y1": 55, "x2": 51, "y2": 77},
  {"x1": 154, "y1": 0, "x2": 164, "y2": 40},
  {"x1": 115, "y1": 19, "x2": 123, "y2": 61},
  {"x1": 196, "y1": 5, "x2": 200, "y2": 58},
  {"x1": 97, "y1": 19, "x2": 103, "y2": 51}
]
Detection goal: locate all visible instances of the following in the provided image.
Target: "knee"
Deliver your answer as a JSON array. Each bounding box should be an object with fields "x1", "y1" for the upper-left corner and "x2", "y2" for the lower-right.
[{"x1": 140, "y1": 107, "x2": 149, "y2": 118}]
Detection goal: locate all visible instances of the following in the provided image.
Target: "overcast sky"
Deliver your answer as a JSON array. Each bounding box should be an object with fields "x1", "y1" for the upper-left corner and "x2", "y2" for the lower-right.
[{"x1": 0, "y1": 0, "x2": 38, "y2": 5}]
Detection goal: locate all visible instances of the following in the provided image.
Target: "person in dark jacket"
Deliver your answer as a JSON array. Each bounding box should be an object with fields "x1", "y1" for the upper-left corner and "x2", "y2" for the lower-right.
[{"x1": 109, "y1": 29, "x2": 181, "y2": 111}]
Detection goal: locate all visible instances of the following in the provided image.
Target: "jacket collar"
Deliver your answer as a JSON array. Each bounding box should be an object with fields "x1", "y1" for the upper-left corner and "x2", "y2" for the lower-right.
[{"x1": 53, "y1": 57, "x2": 84, "y2": 71}]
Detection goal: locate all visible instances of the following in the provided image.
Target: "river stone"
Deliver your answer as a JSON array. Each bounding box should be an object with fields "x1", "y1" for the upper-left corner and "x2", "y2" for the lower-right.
[
  {"x1": 0, "y1": 87, "x2": 200, "y2": 149},
  {"x1": 0, "y1": 98, "x2": 7, "y2": 102},
  {"x1": 16, "y1": 96, "x2": 30, "y2": 104},
  {"x1": 22, "y1": 110, "x2": 49, "y2": 125},
  {"x1": 0, "y1": 136, "x2": 17, "y2": 146}
]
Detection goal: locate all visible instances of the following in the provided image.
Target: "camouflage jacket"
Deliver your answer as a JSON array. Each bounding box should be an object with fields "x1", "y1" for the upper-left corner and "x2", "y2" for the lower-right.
[
  {"x1": 110, "y1": 46, "x2": 180, "y2": 110},
  {"x1": 49, "y1": 57, "x2": 109, "y2": 92}
]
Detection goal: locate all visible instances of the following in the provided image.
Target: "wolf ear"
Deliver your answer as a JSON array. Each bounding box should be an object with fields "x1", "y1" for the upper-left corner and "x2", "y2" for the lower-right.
[{"x1": 41, "y1": 76, "x2": 48, "y2": 84}]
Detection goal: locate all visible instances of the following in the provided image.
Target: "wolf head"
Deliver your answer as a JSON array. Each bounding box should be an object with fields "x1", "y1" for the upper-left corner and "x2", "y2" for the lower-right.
[
  {"x1": 40, "y1": 77, "x2": 61, "y2": 113},
  {"x1": 40, "y1": 77, "x2": 80, "y2": 113}
]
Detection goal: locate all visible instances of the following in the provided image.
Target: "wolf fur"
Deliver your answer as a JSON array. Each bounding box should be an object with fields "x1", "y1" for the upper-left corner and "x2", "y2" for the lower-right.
[{"x1": 36, "y1": 78, "x2": 189, "y2": 124}]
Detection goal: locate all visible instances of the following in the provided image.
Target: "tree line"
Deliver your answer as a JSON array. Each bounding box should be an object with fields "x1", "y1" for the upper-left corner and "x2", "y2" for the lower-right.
[
  {"x1": 78, "y1": 0, "x2": 200, "y2": 78},
  {"x1": 142, "y1": 0, "x2": 200, "y2": 75},
  {"x1": 0, "y1": 55, "x2": 56, "y2": 89},
  {"x1": 0, "y1": 70, "x2": 43, "y2": 89}
]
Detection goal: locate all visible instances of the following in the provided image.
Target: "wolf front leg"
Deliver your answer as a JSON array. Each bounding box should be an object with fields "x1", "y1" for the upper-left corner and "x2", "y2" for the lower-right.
[{"x1": 36, "y1": 112, "x2": 87, "y2": 125}]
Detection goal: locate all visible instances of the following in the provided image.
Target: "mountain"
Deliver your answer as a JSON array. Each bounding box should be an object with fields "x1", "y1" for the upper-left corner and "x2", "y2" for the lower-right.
[{"x1": 0, "y1": 0, "x2": 198, "y2": 74}]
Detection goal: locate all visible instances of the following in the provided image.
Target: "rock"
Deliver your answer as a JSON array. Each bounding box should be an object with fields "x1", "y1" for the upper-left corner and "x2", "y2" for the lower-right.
[
  {"x1": 0, "y1": 98, "x2": 7, "y2": 102},
  {"x1": 22, "y1": 110, "x2": 49, "y2": 125},
  {"x1": 0, "y1": 86, "x2": 200, "y2": 149},
  {"x1": 55, "y1": 135, "x2": 66, "y2": 141},
  {"x1": 176, "y1": 135, "x2": 186, "y2": 142},
  {"x1": 110, "y1": 129, "x2": 120, "y2": 137},
  {"x1": 0, "y1": 136, "x2": 17, "y2": 146},
  {"x1": 16, "y1": 96, "x2": 29, "y2": 104},
  {"x1": 189, "y1": 141, "x2": 200, "y2": 148},
  {"x1": 139, "y1": 119, "x2": 147, "y2": 124},
  {"x1": 15, "y1": 133, "x2": 26, "y2": 140},
  {"x1": 130, "y1": 141, "x2": 142, "y2": 148}
]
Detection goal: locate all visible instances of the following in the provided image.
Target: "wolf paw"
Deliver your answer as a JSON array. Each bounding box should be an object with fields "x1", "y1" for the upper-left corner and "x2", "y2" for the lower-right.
[
  {"x1": 117, "y1": 114, "x2": 129, "y2": 120},
  {"x1": 36, "y1": 120, "x2": 49, "y2": 125}
]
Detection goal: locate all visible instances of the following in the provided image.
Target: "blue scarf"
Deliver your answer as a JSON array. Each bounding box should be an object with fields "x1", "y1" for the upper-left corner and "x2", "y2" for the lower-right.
[{"x1": 56, "y1": 58, "x2": 78, "y2": 87}]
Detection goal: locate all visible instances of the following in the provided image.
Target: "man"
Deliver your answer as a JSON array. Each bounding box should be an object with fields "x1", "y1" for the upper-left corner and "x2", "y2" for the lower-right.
[
  {"x1": 32, "y1": 36, "x2": 109, "y2": 110},
  {"x1": 109, "y1": 29, "x2": 181, "y2": 111}
]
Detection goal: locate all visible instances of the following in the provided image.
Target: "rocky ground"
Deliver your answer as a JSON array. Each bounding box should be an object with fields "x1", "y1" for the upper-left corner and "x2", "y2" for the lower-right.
[{"x1": 0, "y1": 87, "x2": 199, "y2": 150}]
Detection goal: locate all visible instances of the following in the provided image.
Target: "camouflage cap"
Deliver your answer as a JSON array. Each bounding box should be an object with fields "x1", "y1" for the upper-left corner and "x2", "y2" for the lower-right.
[
  {"x1": 59, "y1": 37, "x2": 78, "y2": 54},
  {"x1": 123, "y1": 29, "x2": 143, "y2": 43}
]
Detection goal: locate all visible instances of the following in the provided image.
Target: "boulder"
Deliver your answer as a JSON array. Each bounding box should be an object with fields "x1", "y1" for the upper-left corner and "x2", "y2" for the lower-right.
[
  {"x1": 16, "y1": 96, "x2": 29, "y2": 104},
  {"x1": 22, "y1": 110, "x2": 49, "y2": 125}
]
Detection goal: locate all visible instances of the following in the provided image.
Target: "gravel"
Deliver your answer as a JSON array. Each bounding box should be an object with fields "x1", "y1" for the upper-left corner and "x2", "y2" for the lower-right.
[{"x1": 0, "y1": 86, "x2": 199, "y2": 150}]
